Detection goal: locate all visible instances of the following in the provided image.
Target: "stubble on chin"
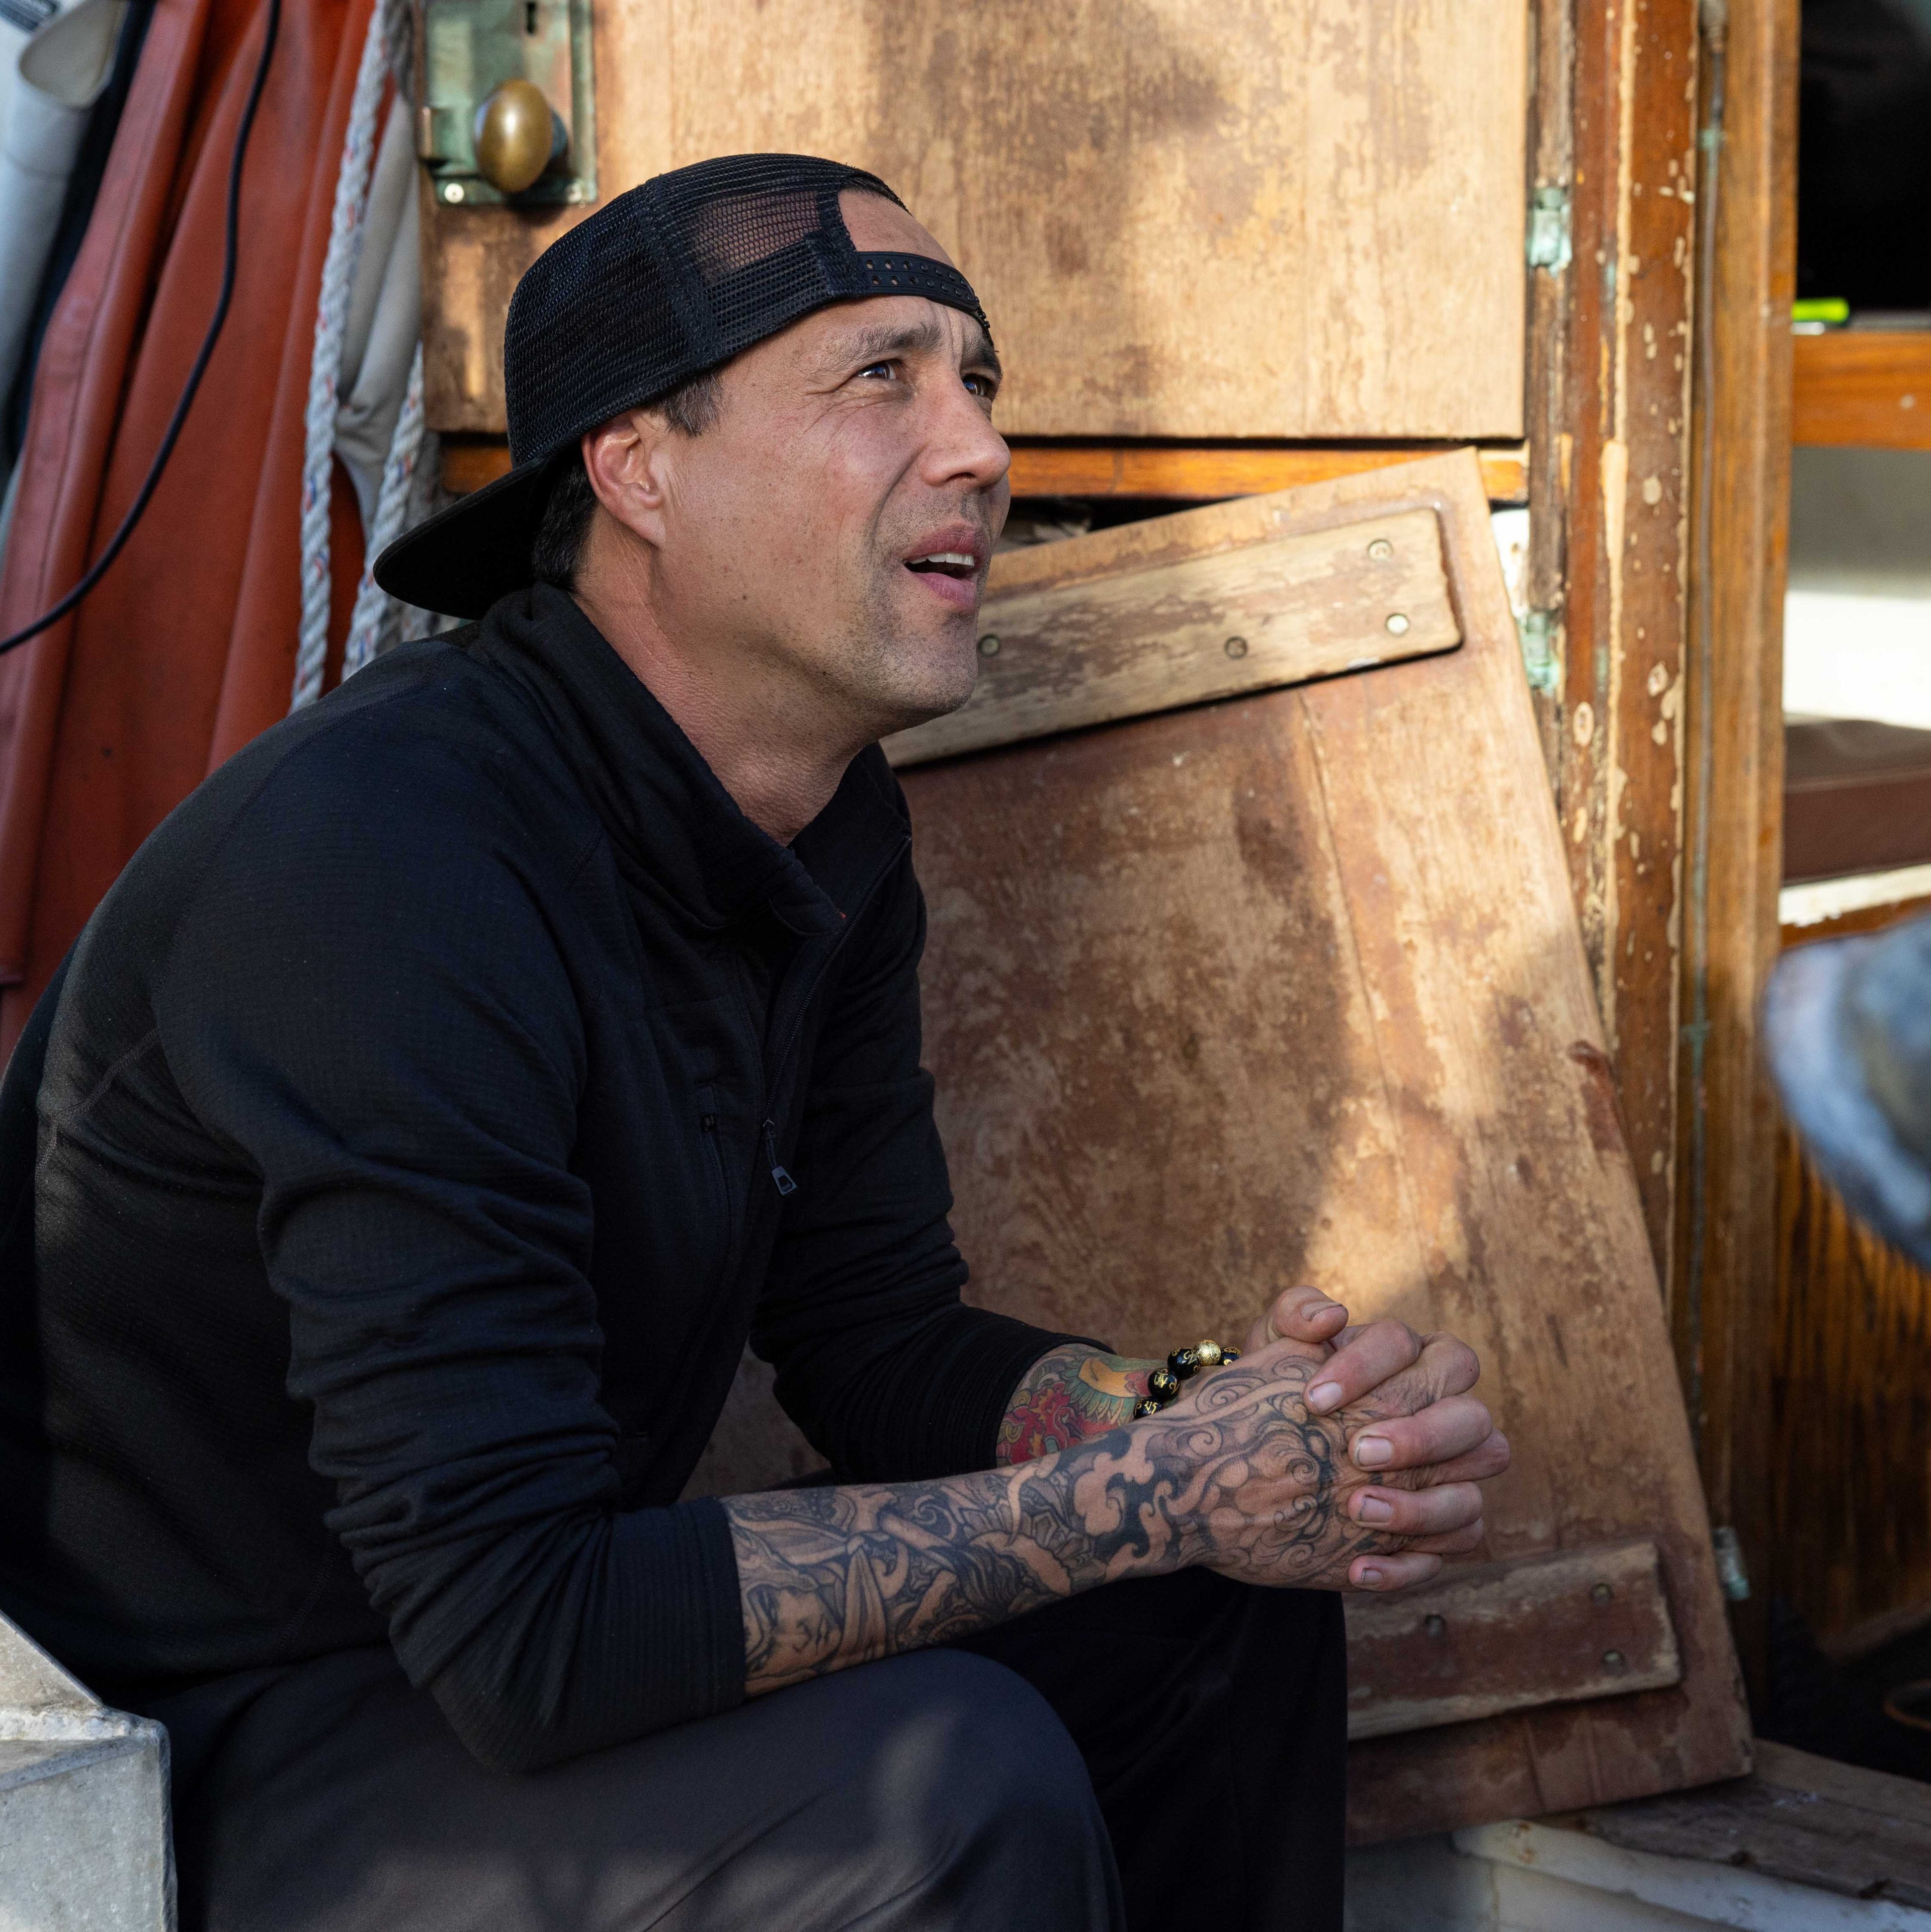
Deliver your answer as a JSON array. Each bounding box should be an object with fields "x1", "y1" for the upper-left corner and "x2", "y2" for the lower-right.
[{"x1": 839, "y1": 581, "x2": 983, "y2": 739}]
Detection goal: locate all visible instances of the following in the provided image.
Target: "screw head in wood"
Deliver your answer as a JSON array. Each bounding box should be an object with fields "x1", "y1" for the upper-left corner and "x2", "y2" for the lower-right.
[
  {"x1": 978, "y1": 634, "x2": 1000, "y2": 657},
  {"x1": 1224, "y1": 635, "x2": 1248, "y2": 659},
  {"x1": 1368, "y1": 538, "x2": 1394, "y2": 560},
  {"x1": 442, "y1": 180, "x2": 466, "y2": 203},
  {"x1": 1591, "y1": 1582, "x2": 1614, "y2": 1605},
  {"x1": 1385, "y1": 612, "x2": 1411, "y2": 636},
  {"x1": 1424, "y1": 1614, "x2": 1447, "y2": 1638},
  {"x1": 1602, "y1": 1649, "x2": 1626, "y2": 1673}
]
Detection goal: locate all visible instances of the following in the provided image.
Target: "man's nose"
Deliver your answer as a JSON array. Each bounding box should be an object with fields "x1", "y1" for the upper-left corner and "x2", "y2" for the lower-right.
[{"x1": 920, "y1": 378, "x2": 1011, "y2": 497}]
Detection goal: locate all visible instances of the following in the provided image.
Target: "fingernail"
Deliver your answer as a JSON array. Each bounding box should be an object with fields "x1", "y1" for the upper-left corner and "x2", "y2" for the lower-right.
[
  {"x1": 1357, "y1": 1564, "x2": 1385, "y2": 1586},
  {"x1": 1308, "y1": 1381, "x2": 1343, "y2": 1413},
  {"x1": 1357, "y1": 1494, "x2": 1394, "y2": 1524},
  {"x1": 1353, "y1": 1435, "x2": 1392, "y2": 1468}
]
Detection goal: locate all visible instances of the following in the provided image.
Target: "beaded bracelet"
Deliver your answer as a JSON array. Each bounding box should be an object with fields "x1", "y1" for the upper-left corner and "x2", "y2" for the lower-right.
[{"x1": 1132, "y1": 1339, "x2": 1243, "y2": 1419}]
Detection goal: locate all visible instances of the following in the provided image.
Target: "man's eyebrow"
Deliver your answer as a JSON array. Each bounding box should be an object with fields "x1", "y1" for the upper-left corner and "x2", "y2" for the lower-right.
[
  {"x1": 823, "y1": 315, "x2": 1003, "y2": 382},
  {"x1": 963, "y1": 321, "x2": 1003, "y2": 383}
]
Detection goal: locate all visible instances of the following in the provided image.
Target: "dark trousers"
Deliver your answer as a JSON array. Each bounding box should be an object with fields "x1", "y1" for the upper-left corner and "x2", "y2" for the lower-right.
[{"x1": 147, "y1": 1568, "x2": 1345, "y2": 1932}]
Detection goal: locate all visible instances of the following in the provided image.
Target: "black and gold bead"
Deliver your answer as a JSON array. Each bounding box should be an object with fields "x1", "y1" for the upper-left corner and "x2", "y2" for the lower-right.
[{"x1": 1133, "y1": 1337, "x2": 1242, "y2": 1420}]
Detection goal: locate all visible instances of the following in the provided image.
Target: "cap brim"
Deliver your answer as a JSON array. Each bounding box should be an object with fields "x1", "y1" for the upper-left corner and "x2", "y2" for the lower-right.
[
  {"x1": 373, "y1": 456, "x2": 551, "y2": 621},
  {"x1": 1764, "y1": 932, "x2": 1931, "y2": 1272}
]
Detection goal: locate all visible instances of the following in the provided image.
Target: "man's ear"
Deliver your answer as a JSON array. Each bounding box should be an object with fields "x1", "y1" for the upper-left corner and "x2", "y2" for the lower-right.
[{"x1": 581, "y1": 408, "x2": 677, "y2": 549}]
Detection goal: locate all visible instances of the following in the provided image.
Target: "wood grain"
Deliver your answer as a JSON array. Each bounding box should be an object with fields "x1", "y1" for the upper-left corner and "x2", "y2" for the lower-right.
[
  {"x1": 1793, "y1": 332, "x2": 1931, "y2": 450},
  {"x1": 1582, "y1": 1740, "x2": 1931, "y2": 1908},
  {"x1": 1004, "y1": 443, "x2": 1532, "y2": 506},
  {"x1": 1669, "y1": 0, "x2": 1800, "y2": 1696},
  {"x1": 421, "y1": 0, "x2": 1529, "y2": 440},
  {"x1": 438, "y1": 435, "x2": 1532, "y2": 505},
  {"x1": 895, "y1": 451, "x2": 1747, "y2": 1841},
  {"x1": 883, "y1": 508, "x2": 1459, "y2": 768},
  {"x1": 1771, "y1": 1122, "x2": 1931, "y2": 1642},
  {"x1": 1556, "y1": 0, "x2": 1701, "y2": 1285},
  {"x1": 1345, "y1": 1541, "x2": 1682, "y2": 1741}
]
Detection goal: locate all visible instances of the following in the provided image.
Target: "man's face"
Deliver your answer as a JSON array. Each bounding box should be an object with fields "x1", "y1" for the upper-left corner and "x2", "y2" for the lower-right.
[{"x1": 611, "y1": 192, "x2": 1010, "y2": 743}]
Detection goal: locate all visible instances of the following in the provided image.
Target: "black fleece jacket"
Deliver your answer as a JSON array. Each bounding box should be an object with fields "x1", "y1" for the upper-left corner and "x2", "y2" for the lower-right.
[{"x1": 0, "y1": 585, "x2": 1075, "y2": 1773}]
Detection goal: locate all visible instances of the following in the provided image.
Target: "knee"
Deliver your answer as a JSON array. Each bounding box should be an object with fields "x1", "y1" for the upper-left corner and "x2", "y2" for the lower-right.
[{"x1": 865, "y1": 1651, "x2": 1119, "y2": 1919}]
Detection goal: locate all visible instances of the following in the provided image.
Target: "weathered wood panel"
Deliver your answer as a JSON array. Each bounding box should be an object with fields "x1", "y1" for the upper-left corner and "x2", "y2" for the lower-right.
[
  {"x1": 884, "y1": 508, "x2": 1458, "y2": 768},
  {"x1": 898, "y1": 451, "x2": 1747, "y2": 1841},
  {"x1": 1345, "y1": 1541, "x2": 1682, "y2": 1740},
  {"x1": 1582, "y1": 1740, "x2": 1931, "y2": 1909},
  {"x1": 422, "y1": 0, "x2": 1530, "y2": 441}
]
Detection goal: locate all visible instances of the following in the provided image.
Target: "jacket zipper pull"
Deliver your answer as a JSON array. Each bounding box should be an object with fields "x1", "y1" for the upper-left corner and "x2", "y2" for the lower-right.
[{"x1": 762, "y1": 1119, "x2": 797, "y2": 1197}]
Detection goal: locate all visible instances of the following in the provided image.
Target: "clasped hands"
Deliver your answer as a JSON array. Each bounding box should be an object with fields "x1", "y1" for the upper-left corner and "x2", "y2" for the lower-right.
[{"x1": 1146, "y1": 1285, "x2": 1510, "y2": 1594}]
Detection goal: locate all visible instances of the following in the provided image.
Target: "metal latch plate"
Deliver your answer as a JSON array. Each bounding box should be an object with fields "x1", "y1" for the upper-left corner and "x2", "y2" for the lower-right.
[{"x1": 421, "y1": 0, "x2": 596, "y2": 207}]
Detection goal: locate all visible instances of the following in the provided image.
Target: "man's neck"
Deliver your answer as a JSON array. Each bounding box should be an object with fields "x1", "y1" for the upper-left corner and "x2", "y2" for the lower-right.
[{"x1": 571, "y1": 584, "x2": 861, "y2": 849}]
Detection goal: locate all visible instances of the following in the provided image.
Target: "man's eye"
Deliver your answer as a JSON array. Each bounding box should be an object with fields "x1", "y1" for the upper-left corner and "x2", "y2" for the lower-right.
[
  {"x1": 964, "y1": 373, "x2": 997, "y2": 399},
  {"x1": 859, "y1": 361, "x2": 896, "y2": 381}
]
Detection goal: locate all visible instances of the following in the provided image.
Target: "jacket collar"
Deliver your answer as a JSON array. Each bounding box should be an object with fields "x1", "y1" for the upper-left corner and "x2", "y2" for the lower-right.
[{"x1": 470, "y1": 584, "x2": 909, "y2": 936}]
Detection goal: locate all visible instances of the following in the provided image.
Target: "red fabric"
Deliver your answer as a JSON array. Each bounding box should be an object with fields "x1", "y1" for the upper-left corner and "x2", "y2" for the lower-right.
[{"x1": 0, "y1": 0, "x2": 375, "y2": 1053}]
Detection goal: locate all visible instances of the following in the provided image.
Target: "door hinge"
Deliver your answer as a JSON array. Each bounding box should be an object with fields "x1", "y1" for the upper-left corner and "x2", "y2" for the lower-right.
[
  {"x1": 1517, "y1": 609, "x2": 1561, "y2": 695},
  {"x1": 1527, "y1": 186, "x2": 1572, "y2": 274},
  {"x1": 1711, "y1": 1525, "x2": 1751, "y2": 1602}
]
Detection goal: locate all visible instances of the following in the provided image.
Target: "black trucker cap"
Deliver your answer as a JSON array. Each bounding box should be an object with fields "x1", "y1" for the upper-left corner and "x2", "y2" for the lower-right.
[{"x1": 375, "y1": 152, "x2": 993, "y2": 620}]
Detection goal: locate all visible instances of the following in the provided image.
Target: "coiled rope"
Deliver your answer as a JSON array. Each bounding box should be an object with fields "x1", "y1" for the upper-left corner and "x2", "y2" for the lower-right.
[{"x1": 292, "y1": 0, "x2": 424, "y2": 708}]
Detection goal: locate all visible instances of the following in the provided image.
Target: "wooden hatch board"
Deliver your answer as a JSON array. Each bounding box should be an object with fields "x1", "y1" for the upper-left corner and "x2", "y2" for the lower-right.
[
  {"x1": 883, "y1": 508, "x2": 1458, "y2": 768},
  {"x1": 1345, "y1": 1540, "x2": 1682, "y2": 1741},
  {"x1": 896, "y1": 450, "x2": 1750, "y2": 1841},
  {"x1": 422, "y1": 1, "x2": 1530, "y2": 441}
]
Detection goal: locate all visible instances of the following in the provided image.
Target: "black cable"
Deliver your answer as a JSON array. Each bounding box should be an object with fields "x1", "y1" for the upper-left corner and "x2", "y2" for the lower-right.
[{"x1": 0, "y1": 0, "x2": 282, "y2": 657}]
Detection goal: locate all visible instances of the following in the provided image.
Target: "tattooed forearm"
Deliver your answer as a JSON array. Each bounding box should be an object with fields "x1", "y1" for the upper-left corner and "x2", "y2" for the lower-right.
[
  {"x1": 725, "y1": 1353, "x2": 1406, "y2": 1696},
  {"x1": 995, "y1": 1343, "x2": 1157, "y2": 1465}
]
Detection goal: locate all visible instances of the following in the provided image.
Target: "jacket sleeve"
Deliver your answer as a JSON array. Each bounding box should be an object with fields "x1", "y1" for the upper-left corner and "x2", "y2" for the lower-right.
[
  {"x1": 753, "y1": 842, "x2": 1094, "y2": 1482},
  {"x1": 155, "y1": 745, "x2": 741, "y2": 1774}
]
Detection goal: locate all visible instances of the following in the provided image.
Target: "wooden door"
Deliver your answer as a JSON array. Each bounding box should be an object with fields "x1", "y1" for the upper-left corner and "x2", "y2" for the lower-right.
[{"x1": 423, "y1": 0, "x2": 1530, "y2": 441}]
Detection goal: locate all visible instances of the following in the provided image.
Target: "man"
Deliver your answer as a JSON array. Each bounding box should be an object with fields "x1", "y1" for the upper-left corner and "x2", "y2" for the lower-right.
[{"x1": 0, "y1": 155, "x2": 1508, "y2": 1931}]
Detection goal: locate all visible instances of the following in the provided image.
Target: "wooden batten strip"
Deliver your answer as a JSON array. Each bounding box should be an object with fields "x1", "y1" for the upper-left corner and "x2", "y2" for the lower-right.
[
  {"x1": 437, "y1": 439, "x2": 1532, "y2": 505},
  {"x1": 883, "y1": 507, "x2": 1460, "y2": 768},
  {"x1": 1344, "y1": 1540, "x2": 1683, "y2": 1741},
  {"x1": 1008, "y1": 441, "x2": 1530, "y2": 505}
]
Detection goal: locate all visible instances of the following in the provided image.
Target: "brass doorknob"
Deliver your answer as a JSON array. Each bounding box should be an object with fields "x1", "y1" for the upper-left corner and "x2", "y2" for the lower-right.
[{"x1": 473, "y1": 79, "x2": 557, "y2": 195}]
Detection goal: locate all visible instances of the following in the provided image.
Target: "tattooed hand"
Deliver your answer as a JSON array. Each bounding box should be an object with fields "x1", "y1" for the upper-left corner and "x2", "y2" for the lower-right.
[
  {"x1": 1135, "y1": 1337, "x2": 1504, "y2": 1593},
  {"x1": 726, "y1": 1325, "x2": 1504, "y2": 1696}
]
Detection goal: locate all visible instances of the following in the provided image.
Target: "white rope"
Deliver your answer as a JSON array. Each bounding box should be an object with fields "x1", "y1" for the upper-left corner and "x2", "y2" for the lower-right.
[
  {"x1": 340, "y1": 339, "x2": 424, "y2": 677},
  {"x1": 291, "y1": 3, "x2": 388, "y2": 712}
]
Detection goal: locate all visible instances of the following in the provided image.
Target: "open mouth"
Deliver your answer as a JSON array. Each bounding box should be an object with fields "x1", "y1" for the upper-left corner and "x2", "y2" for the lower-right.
[{"x1": 904, "y1": 551, "x2": 979, "y2": 581}]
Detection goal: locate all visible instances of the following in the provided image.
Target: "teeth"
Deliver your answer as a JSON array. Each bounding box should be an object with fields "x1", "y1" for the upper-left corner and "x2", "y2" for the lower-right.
[{"x1": 912, "y1": 552, "x2": 975, "y2": 567}]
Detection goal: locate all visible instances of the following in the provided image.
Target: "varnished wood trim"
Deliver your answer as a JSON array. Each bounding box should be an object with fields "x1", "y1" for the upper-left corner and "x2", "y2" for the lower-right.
[
  {"x1": 1672, "y1": 0, "x2": 1801, "y2": 1697},
  {"x1": 1792, "y1": 331, "x2": 1931, "y2": 449},
  {"x1": 437, "y1": 436, "x2": 1530, "y2": 505},
  {"x1": 1004, "y1": 442, "x2": 1529, "y2": 506}
]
